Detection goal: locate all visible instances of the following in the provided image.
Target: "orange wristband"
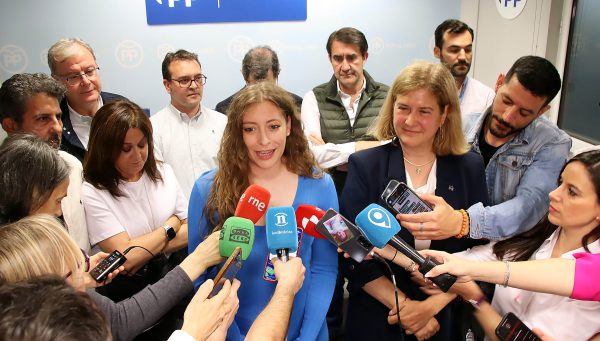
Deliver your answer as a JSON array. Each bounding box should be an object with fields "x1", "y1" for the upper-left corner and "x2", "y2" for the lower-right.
[{"x1": 455, "y1": 209, "x2": 469, "y2": 238}]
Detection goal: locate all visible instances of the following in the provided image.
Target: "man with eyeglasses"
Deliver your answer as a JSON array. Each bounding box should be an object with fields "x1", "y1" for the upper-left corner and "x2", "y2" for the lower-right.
[
  {"x1": 151, "y1": 49, "x2": 227, "y2": 199},
  {"x1": 48, "y1": 38, "x2": 127, "y2": 162}
]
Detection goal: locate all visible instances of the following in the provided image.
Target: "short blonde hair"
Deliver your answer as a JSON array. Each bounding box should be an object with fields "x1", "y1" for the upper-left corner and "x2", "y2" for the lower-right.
[
  {"x1": 370, "y1": 61, "x2": 468, "y2": 156},
  {"x1": 0, "y1": 215, "x2": 83, "y2": 286}
]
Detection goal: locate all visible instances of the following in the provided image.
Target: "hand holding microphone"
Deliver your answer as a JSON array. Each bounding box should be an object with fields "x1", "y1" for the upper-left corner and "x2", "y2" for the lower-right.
[
  {"x1": 355, "y1": 204, "x2": 457, "y2": 292},
  {"x1": 266, "y1": 207, "x2": 298, "y2": 262}
]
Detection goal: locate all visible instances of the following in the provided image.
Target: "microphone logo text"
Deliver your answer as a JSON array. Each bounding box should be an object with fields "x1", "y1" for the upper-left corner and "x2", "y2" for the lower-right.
[
  {"x1": 274, "y1": 212, "x2": 289, "y2": 226},
  {"x1": 229, "y1": 228, "x2": 251, "y2": 244}
]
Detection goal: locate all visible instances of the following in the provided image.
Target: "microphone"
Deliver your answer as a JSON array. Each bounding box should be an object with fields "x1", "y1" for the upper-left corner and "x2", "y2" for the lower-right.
[
  {"x1": 266, "y1": 207, "x2": 298, "y2": 262},
  {"x1": 295, "y1": 204, "x2": 326, "y2": 239},
  {"x1": 234, "y1": 184, "x2": 271, "y2": 224},
  {"x1": 219, "y1": 216, "x2": 255, "y2": 260},
  {"x1": 355, "y1": 203, "x2": 457, "y2": 292}
]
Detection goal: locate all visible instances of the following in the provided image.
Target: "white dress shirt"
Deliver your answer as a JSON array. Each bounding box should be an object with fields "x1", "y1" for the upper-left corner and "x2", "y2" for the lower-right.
[
  {"x1": 151, "y1": 104, "x2": 226, "y2": 199},
  {"x1": 301, "y1": 79, "x2": 366, "y2": 169},
  {"x1": 59, "y1": 151, "x2": 90, "y2": 253},
  {"x1": 405, "y1": 160, "x2": 437, "y2": 251},
  {"x1": 457, "y1": 229, "x2": 600, "y2": 341},
  {"x1": 459, "y1": 76, "x2": 495, "y2": 120},
  {"x1": 67, "y1": 96, "x2": 103, "y2": 150}
]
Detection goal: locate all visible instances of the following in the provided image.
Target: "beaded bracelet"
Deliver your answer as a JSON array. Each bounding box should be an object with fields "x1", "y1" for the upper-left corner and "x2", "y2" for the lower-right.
[{"x1": 455, "y1": 209, "x2": 469, "y2": 238}]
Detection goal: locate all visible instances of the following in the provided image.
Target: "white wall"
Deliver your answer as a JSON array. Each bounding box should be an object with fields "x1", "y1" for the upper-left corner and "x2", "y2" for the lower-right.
[{"x1": 0, "y1": 0, "x2": 459, "y2": 114}]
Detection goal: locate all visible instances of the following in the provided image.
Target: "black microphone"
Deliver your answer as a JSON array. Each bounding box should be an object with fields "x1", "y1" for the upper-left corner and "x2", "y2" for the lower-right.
[{"x1": 355, "y1": 204, "x2": 457, "y2": 292}]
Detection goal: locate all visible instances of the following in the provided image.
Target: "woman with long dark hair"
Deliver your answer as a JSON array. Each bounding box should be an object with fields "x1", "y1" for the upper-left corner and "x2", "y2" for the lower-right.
[{"x1": 452, "y1": 150, "x2": 600, "y2": 340}]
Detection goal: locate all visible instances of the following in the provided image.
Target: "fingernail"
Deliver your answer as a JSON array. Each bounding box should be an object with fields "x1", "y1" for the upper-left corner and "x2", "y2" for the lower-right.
[{"x1": 424, "y1": 272, "x2": 431, "y2": 278}]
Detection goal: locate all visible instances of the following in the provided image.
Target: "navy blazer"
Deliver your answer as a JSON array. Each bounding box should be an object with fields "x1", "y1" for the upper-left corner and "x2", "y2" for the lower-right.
[
  {"x1": 340, "y1": 141, "x2": 489, "y2": 341},
  {"x1": 60, "y1": 91, "x2": 127, "y2": 163}
]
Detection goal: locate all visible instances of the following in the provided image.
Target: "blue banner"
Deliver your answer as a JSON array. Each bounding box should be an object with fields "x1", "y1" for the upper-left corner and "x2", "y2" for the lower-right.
[{"x1": 146, "y1": 0, "x2": 307, "y2": 25}]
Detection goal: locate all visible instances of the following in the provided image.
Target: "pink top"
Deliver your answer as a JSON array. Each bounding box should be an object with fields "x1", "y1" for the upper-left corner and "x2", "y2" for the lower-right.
[{"x1": 571, "y1": 252, "x2": 600, "y2": 301}]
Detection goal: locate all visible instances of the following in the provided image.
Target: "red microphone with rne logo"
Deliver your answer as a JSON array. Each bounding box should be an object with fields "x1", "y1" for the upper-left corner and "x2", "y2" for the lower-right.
[{"x1": 234, "y1": 184, "x2": 271, "y2": 223}]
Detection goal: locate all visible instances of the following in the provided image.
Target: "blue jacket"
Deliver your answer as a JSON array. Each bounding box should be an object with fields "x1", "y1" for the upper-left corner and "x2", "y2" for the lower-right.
[
  {"x1": 60, "y1": 91, "x2": 127, "y2": 162},
  {"x1": 188, "y1": 169, "x2": 338, "y2": 341},
  {"x1": 340, "y1": 141, "x2": 489, "y2": 341},
  {"x1": 464, "y1": 109, "x2": 571, "y2": 240}
]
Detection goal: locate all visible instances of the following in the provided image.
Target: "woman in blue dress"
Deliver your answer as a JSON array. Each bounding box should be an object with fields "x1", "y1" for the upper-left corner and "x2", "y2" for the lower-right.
[{"x1": 187, "y1": 82, "x2": 338, "y2": 341}]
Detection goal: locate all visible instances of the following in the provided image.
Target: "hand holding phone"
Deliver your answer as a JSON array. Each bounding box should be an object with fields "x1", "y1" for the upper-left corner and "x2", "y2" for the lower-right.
[
  {"x1": 315, "y1": 209, "x2": 373, "y2": 262},
  {"x1": 381, "y1": 180, "x2": 432, "y2": 215},
  {"x1": 495, "y1": 312, "x2": 541, "y2": 341},
  {"x1": 209, "y1": 247, "x2": 243, "y2": 298},
  {"x1": 89, "y1": 250, "x2": 127, "y2": 283}
]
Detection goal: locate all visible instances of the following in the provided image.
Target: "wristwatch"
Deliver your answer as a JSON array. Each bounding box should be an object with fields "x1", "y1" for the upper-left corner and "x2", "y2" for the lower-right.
[{"x1": 162, "y1": 224, "x2": 176, "y2": 241}]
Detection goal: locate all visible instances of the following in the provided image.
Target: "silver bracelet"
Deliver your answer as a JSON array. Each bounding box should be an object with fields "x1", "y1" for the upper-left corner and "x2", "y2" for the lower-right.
[{"x1": 502, "y1": 261, "x2": 511, "y2": 287}]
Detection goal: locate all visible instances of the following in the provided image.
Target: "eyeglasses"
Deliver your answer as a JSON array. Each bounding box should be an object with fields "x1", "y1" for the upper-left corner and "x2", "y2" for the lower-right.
[
  {"x1": 64, "y1": 248, "x2": 90, "y2": 279},
  {"x1": 58, "y1": 67, "x2": 100, "y2": 86},
  {"x1": 169, "y1": 75, "x2": 207, "y2": 87}
]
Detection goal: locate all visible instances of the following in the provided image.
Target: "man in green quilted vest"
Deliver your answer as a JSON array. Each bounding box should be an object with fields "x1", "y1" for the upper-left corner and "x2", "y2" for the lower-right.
[
  {"x1": 301, "y1": 27, "x2": 389, "y2": 195},
  {"x1": 300, "y1": 27, "x2": 389, "y2": 339}
]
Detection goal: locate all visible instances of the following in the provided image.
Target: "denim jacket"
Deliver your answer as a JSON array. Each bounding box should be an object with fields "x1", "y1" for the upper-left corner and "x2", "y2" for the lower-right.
[{"x1": 463, "y1": 109, "x2": 571, "y2": 240}]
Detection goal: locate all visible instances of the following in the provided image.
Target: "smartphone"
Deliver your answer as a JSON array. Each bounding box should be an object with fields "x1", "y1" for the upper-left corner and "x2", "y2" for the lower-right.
[
  {"x1": 315, "y1": 209, "x2": 373, "y2": 262},
  {"x1": 209, "y1": 247, "x2": 242, "y2": 298},
  {"x1": 495, "y1": 312, "x2": 541, "y2": 341},
  {"x1": 381, "y1": 180, "x2": 432, "y2": 215},
  {"x1": 89, "y1": 250, "x2": 127, "y2": 283}
]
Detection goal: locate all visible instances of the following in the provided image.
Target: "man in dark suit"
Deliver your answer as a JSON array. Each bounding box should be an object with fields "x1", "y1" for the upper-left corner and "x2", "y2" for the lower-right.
[
  {"x1": 48, "y1": 38, "x2": 127, "y2": 162},
  {"x1": 215, "y1": 45, "x2": 302, "y2": 115}
]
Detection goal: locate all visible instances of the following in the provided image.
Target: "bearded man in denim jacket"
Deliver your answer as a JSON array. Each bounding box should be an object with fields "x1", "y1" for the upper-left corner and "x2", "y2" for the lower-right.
[{"x1": 398, "y1": 56, "x2": 571, "y2": 241}]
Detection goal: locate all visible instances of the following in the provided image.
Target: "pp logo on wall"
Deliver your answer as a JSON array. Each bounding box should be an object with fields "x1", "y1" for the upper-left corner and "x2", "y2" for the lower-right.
[
  {"x1": 496, "y1": 0, "x2": 528, "y2": 20},
  {"x1": 146, "y1": 0, "x2": 307, "y2": 25},
  {"x1": 115, "y1": 41, "x2": 144, "y2": 69},
  {"x1": 0, "y1": 45, "x2": 28, "y2": 74}
]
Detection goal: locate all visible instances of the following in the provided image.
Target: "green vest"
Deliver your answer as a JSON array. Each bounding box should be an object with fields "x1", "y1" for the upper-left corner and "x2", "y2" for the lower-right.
[{"x1": 313, "y1": 71, "x2": 389, "y2": 144}]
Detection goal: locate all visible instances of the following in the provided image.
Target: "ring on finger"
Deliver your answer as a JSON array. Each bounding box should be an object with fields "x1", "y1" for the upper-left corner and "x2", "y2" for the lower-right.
[{"x1": 419, "y1": 222, "x2": 424, "y2": 233}]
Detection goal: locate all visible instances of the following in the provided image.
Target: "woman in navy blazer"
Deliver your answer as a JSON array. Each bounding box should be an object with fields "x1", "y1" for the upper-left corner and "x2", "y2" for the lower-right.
[{"x1": 340, "y1": 62, "x2": 489, "y2": 341}]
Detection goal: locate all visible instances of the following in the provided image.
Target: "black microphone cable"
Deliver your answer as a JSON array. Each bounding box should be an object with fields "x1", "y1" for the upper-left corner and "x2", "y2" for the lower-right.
[{"x1": 371, "y1": 252, "x2": 406, "y2": 341}]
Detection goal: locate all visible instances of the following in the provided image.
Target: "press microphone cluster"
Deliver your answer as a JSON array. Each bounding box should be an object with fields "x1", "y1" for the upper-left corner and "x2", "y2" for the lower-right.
[{"x1": 355, "y1": 203, "x2": 457, "y2": 292}]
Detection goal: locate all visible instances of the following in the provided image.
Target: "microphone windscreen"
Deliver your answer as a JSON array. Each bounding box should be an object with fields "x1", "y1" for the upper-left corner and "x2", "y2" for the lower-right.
[
  {"x1": 219, "y1": 216, "x2": 255, "y2": 260},
  {"x1": 234, "y1": 184, "x2": 271, "y2": 224},
  {"x1": 355, "y1": 203, "x2": 401, "y2": 248},
  {"x1": 266, "y1": 206, "x2": 298, "y2": 255},
  {"x1": 295, "y1": 204, "x2": 326, "y2": 239}
]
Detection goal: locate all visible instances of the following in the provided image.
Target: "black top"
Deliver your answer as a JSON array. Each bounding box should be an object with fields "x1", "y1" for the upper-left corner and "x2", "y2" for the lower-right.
[{"x1": 478, "y1": 115, "x2": 502, "y2": 167}]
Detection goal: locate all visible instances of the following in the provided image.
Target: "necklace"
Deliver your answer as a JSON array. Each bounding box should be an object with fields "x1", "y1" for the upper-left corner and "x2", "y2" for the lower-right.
[{"x1": 403, "y1": 156, "x2": 435, "y2": 175}]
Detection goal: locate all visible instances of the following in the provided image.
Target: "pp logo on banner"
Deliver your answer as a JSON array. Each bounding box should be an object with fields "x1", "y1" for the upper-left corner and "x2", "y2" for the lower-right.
[
  {"x1": 228, "y1": 36, "x2": 253, "y2": 63},
  {"x1": 115, "y1": 40, "x2": 144, "y2": 69},
  {"x1": 0, "y1": 45, "x2": 28, "y2": 74},
  {"x1": 496, "y1": 0, "x2": 527, "y2": 19}
]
